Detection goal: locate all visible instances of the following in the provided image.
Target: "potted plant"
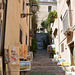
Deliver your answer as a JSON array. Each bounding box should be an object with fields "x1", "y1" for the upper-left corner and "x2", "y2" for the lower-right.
[{"x1": 50, "y1": 50, "x2": 55, "y2": 58}]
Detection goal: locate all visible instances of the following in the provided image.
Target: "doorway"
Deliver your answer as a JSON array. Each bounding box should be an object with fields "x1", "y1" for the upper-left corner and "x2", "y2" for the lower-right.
[{"x1": 69, "y1": 42, "x2": 75, "y2": 66}]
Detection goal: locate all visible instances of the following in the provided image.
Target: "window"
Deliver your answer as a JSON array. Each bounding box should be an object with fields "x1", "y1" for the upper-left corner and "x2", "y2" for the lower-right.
[
  {"x1": 60, "y1": 15, "x2": 62, "y2": 21},
  {"x1": 61, "y1": 43, "x2": 64, "y2": 52},
  {"x1": 48, "y1": 6, "x2": 51, "y2": 12},
  {"x1": 23, "y1": 0, "x2": 25, "y2": 12},
  {"x1": 26, "y1": 8, "x2": 28, "y2": 25},
  {"x1": 26, "y1": 35, "x2": 27, "y2": 45},
  {"x1": 0, "y1": 3, "x2": 2, "y2": 9},
  {"x1": 20, "y1": 29, "x2": 22, "y2": 44}
]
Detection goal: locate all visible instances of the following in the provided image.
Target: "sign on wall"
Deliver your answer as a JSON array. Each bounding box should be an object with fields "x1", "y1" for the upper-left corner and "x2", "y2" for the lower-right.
[
  {"x1": 9, "y1": 46, "x2": 19, "y2": 65},
  {"x1": 18, "y1": 44, "x2": 27, "y2": 59},
  {"x1": 20, "y1": 61, "x2": 31, "y2": 71},
  {"x1": 27, "y1": 52, "x2": 33, "y2": 61},
  {"x1": 9, "y1": 46, "x2": 20, "y2": 75}
]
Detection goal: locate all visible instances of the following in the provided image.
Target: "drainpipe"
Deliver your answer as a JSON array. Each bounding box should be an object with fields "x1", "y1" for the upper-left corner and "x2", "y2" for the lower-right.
[
  {"x1": 1, "y1": 0, "x2": 8, "y2": 75},
  {"x1": 29, "y1": 0, "x2": 30, "y2": 52}
]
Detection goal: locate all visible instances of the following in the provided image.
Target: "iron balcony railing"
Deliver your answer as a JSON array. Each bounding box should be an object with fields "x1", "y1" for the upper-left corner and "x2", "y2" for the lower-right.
[{"x1": 62, "y1": 10, "x2": 73, "y2": 34}]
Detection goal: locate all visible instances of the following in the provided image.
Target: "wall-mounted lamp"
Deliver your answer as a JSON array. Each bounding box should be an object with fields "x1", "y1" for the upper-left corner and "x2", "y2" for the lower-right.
[
  {"x1": 30, "y1": 4, "x2": 38, "y2": 13},
  {"x1": 21, "y1": 3, "x2": 38, "y2": 18},
  {"x1": 21, "y1": 13, "x2": 32, "y2": 18}
]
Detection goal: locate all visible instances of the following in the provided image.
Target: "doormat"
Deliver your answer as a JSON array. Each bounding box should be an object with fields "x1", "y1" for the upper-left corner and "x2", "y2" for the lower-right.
[{"x1": 30, "y1": 73, "x2": 56, "y2": 75}]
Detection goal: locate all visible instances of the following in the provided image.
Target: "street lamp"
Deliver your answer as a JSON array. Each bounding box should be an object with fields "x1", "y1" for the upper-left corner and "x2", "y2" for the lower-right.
[
  {"x1": 21, "y1": 3, "x2": 38, "y2": 18},
  {"x1": 30, "y1": 4, "x2": 38, "y2": 13}
]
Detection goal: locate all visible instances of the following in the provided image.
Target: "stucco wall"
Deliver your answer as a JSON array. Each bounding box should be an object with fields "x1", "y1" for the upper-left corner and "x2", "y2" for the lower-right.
[{"x1": 4, "y1": 0, "x2": 29, "y2": 49}]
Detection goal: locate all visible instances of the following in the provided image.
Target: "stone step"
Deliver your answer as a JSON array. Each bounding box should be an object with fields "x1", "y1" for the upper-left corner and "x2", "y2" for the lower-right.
[
  {"x1": 31, "y1": 69, "x2": 65, "y2": 73},
  {"x1": 31, "y1": 66, "x2": 64, "y2": 70},
  {"x1": 30, "y1": 50, "x2": 65, "y2": 75},
  {"x1": 33, "y1": 58, "x2": 53, "y2": 61},
  {"x1": 32, "y1": 61, "x2": 57, "y2": 66}
]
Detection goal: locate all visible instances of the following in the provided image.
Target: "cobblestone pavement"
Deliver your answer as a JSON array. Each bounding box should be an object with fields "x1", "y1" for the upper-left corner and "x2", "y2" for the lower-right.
[{"x1": 29, "y1": 50, "x2": 65, "y2": 75}]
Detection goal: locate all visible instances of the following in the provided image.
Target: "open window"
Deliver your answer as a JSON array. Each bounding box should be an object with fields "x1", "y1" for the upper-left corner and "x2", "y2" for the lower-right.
[
  {"x1": 48, "y1": 6, "x2": 52, "y2": 12},
  {"x1": 61, "y1": 43, "x2": 64, "y2": 52},
  {"x1": 26, "y1": 35, "x2": 27, "y2": 45},
  {"x1": 20, "y1": 29, "x2": 22, "y2": 44}
]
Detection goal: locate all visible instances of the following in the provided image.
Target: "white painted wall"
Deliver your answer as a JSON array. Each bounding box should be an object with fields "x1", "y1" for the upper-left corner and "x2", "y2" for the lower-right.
[{"x1": 57, "y1": 0, "x2": 75, "y2": 64}]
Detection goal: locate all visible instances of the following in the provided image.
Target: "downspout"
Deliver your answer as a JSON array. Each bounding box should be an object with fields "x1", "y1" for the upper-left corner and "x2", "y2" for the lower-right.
[
  {"x1": 29, "y1": 0, "x2": 30, "y2": 52},
  {"x1": 2, "y1": 0, "x2": 8, "y2": 75}
]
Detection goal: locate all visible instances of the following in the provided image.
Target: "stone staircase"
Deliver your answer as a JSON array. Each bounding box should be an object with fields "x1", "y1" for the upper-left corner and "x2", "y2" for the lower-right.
[{"x1": 29, "y1": 50, "x2": 65, "y2": 75}]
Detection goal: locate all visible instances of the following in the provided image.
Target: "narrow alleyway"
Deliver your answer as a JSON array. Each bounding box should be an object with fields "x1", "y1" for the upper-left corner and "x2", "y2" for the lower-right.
[{"x1": 29, "y1": 50, "x2": 65, "y2": 75}]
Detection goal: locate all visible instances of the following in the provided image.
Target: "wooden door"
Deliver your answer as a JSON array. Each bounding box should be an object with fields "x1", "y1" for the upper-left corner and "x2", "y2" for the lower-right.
[{"x1": 70, "y1": 43, "x2": 74, "y2": 66}]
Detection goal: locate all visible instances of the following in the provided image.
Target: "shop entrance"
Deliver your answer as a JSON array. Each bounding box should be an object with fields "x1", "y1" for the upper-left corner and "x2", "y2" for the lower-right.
[{"x1": 69, "y1": 42, "x2": 75, "y2": 66}]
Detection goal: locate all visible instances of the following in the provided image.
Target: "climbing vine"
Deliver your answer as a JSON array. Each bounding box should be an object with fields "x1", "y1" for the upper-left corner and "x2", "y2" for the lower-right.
[{"x1": 30, "y1": 0, "x2": 39, "y2": 56}]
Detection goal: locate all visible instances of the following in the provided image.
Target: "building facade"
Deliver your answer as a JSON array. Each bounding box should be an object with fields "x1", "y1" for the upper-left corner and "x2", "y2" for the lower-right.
[
  {"x1": 4, "y1": 0, "x2": 30, "y2": 50},
  {"x1": 52, "y1": 0, "x2": 75, "y2": 66},
  {"x1": 0, "y1": 0, "x2": 5, "y2": 74},
  {"x1": 37, "y1": 0, "x2": 57, "y2": 33},
  {"x1": 0, "y1": 0, "x2": 31, "y2": 75}
]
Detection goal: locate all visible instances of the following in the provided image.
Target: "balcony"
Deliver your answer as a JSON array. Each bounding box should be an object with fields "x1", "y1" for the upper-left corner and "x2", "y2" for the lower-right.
[{"x1": 62, "y1": 10, "x2": 73, "y2": 35}]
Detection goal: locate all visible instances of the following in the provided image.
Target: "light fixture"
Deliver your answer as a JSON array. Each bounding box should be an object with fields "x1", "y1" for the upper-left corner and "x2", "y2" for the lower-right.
[
  {"x1": 30, "y1": 3, "x2": 38, "y2": 13},
  {"x1": 21, "y1": 13, "x2": 32, "y2": 18},
  {"x1": 21, "y1": 3, "x2": 38, "y2": 18}
]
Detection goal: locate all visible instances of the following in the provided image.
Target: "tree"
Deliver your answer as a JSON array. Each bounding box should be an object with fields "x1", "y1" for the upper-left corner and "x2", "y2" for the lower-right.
[
  {"x1": 41, "y1": 10, "x2": 57, "y2": 44},
  {"x1": 41, "y1": 20, "x2": 47, "y2": 29}
]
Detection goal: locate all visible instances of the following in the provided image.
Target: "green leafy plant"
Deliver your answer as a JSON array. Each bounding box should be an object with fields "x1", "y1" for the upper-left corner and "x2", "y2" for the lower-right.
[
  {"x1": 30, "y1": 39, "x2": 37, "y2": 56},
  {"x1": 47, "y1": 10, "x2": 57, "y2": 23},
  {"x1": 30, "y1": 0, "x2": 39, "y2": 37},
  {"x1": 41, "y1": 10, "x2": 57, "y2": 44},
  {"x1": 50, "y1": 50, "x2": 55, "y2": 58},
  {"x1": 41, "y1": 20, "x2": 47, "y2": 29}
]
